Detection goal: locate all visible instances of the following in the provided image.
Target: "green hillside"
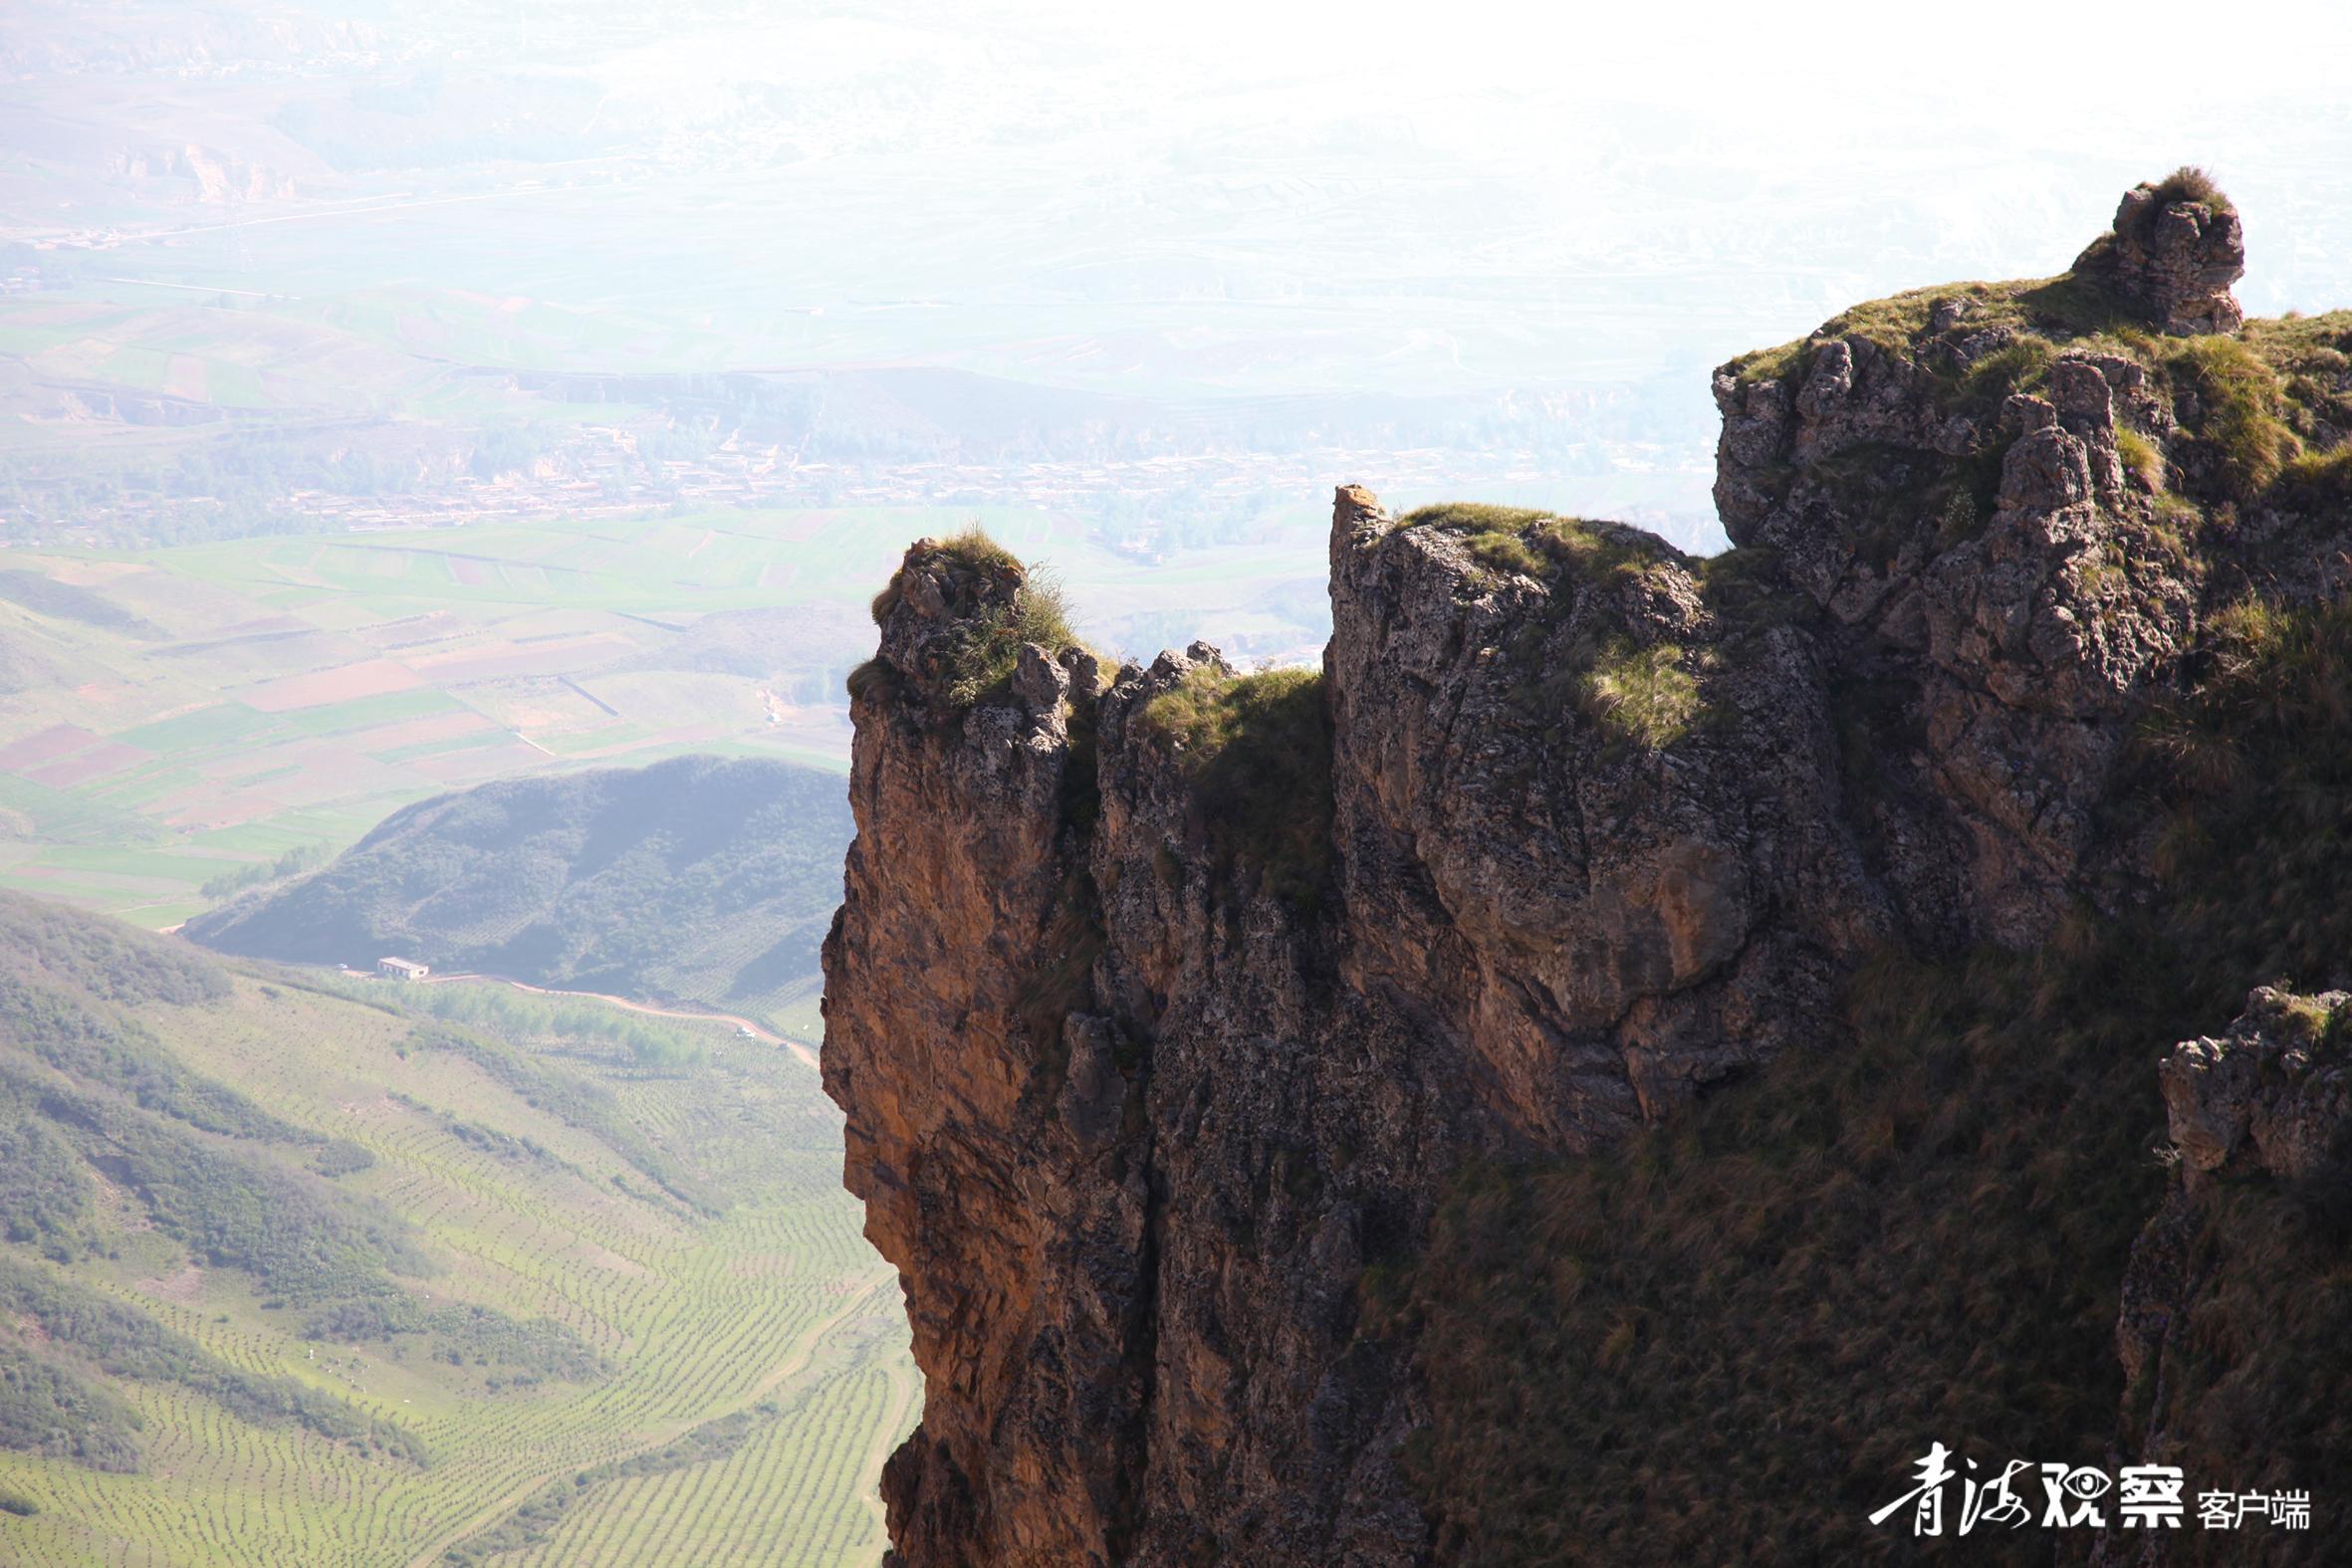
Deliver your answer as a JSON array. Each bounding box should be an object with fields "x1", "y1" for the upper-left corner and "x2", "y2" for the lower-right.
[
  {"x1": 182, "y1": 755, "x2": 848, "y2": 1039},
  {"x1": 0, "y1": 890, "x2": 913, "y2": 1566}
]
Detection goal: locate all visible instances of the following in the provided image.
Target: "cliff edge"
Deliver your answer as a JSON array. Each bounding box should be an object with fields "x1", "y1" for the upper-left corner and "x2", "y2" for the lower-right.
[{"x1": 824, "y1": 174, "x2": 2352, "y2": 1564}]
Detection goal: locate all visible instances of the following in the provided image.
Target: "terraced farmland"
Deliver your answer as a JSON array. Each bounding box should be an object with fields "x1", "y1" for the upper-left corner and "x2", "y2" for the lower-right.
[{"x1": 0, "y1": 899, "x2": 914, "y2": 1567}]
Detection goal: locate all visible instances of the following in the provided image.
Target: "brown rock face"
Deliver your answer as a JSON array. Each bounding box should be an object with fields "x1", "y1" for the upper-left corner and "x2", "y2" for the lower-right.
[
  {"x1": 823, "y1": 179, "x2": 2342, "y2": 1565},
  {"x1": 823, "y1": 496, "x2": 2190, "y2": 1560},
  {"x1": 1713, "y1": 334, "x2": 2198, "y2": 946}
]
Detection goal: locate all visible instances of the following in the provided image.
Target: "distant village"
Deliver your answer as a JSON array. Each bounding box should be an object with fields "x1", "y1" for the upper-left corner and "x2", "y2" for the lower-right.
[{"x1": 6, "y1": 415, "x2": 1678, "y2": 557}]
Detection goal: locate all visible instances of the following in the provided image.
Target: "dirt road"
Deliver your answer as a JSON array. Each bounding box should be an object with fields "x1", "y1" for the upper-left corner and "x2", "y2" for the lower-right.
[{"x1": 418, "y1": 971, "x2": 821, "y2": 1068}]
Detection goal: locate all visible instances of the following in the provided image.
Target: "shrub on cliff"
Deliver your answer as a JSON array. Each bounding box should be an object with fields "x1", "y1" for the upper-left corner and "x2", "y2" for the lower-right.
[
  {"x1": 875, "y1": 527, "x2": 1079, "y2": 708},
  {"x1": 2137, "y1": 164, "x2": 2234, "y2": 224},
  {"x1": 870, "y1": 525, "x2": 1026, "y2": 626},
  {"x1": 935, "y1": 571, "x2": 1076, "y2": 708}
]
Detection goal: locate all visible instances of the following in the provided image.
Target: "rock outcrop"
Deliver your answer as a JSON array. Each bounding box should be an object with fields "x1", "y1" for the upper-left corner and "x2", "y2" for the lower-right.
[
  {"x1": 2160, "y1": 988, "x2": 2352, "y2": 1192},
  {"x1": 823, "y1": 180, "x2": 2352, "y2": 1564},
  {"x1": 2076, "y1": 171, "x2": 2247, "y2": 336},
  {"x1": 2104, "y1": 990, "x2": 2350, "y2": 1564}
]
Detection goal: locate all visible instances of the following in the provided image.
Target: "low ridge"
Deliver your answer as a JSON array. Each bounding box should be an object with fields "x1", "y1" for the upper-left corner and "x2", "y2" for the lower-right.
[{"x1": 186, "y1": 754, "x2": 850, "y2": 1030}]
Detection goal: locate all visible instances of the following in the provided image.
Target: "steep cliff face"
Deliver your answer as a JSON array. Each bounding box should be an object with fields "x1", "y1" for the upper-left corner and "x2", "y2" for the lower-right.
[{"x1": 824, "y1": 176, "x2": 2352, "y2": 1564}]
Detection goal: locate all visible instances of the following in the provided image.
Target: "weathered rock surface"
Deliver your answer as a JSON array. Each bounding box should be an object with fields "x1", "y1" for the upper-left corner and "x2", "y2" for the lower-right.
[
  {"x1": 2077, "y1": 176, "x2": 2247, "y2": 336},
  {"x1": 2103, "y1": 990, "x2": 2350, "y2": 1564},
  {"x1": 2162, "y1": 988, "x2": 2352, "y2": 1191},
  {"x1": 822, "y1": 182, "x2": 2350, "y2": 1564}
]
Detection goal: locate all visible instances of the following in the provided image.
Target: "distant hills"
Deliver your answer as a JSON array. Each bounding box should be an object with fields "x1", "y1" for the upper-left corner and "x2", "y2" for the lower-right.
[{"x1": 184, "y1": 754, "x2": 849, "y2": 1032}]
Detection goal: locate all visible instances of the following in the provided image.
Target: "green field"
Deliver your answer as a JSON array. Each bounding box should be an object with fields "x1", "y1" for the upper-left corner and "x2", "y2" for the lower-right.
[
  {"x1": 0, "y1": 503, "x2": 1322, "y2": 934},
  {"x1": 0, "y1": 896, "x2": 915, "y2": 1567},
  {"x1": 0, "y1": 506, "x2": 955, "y2": 924}
]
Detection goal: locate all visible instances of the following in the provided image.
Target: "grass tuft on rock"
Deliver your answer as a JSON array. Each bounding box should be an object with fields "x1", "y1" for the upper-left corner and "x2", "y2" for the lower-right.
[
  {"x1": 938, "y1": 570, "x2": 1078, "y2": 709},
  {"x1": 2276, "y1": 444, "x2": 2352, "y2": 509},
  {"x1": 2159, "y1": 335, "x2": 2301, "y2": 499},
  {"x1": 1139, "y1": 666, "x2": 1333, "y2": 911},
  {"x1": 1577, "y1": 641, "x2": 1701, "y2": 750},
  {"x1": 2116, "y1": 427, "x2": 2166, "y2": 492},
  {"x1": 2143, "y1": 164, "x2": 2234, "y2": 218}
]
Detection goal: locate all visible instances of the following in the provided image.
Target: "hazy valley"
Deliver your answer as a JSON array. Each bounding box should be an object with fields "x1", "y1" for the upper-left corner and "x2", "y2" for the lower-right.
[{"x1": 6, "y1": 2, "x2": 2352, "y2": 1564}]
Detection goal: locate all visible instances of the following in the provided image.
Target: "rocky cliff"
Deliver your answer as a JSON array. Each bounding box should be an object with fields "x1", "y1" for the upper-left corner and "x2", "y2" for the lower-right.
[{"x1": 823, "y1": 173, "x2": 2352, "y2": 1564}]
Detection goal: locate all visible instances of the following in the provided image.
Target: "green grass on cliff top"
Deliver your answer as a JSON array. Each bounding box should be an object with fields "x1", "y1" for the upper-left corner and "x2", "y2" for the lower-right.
[
  {"x1": 1394, "y1": 505, "x2": 1714, "y2": 751},
  {"x1": 1722, "y1": 270, "x2": 2142, "y2": 388},
  {"x1": 866, "y1": 525, "x2": 1083, "y2": 709},
  {"x1": 1727, "y1": 268, "x2": 2351, "y2": 516},
  {"x1": 1398, "y1": 503, "x2": 1679, "y2": 584},
  {"x1": 1138, "y1": 665, "x2": 1333, "y2": 912}
]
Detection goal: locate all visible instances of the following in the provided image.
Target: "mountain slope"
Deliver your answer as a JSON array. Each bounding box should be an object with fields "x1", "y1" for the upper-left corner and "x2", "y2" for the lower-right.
[
  {"x1": 823, "y1": 175, "x2": 2352, "y2": 1564},
  {"x1": 0, "y1": 888, "x2": 909, "y2": 1566},
  {"x1": 184, "y1": 754, "x2": 850, "y2": 1031}
]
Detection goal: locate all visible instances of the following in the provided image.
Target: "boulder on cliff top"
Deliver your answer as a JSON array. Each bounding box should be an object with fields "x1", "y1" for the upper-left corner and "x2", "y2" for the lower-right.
[{"x1": 2074, "y1": 166, "x2": 2245, "y2": 336}]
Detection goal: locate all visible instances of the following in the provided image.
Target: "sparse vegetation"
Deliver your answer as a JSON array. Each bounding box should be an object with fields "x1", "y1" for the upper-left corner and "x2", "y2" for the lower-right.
[
  {"x1": 1384, "y1": 592, "x2": 2352, "y2": 1565},
  {"x1": 1139, "y1": 666, "x2": 1333, "y2": 911},
  {"x1": 934, "y1": 560, "x2": 1079, "y2": 708},
  {"x1": 183, "y1": 754, "x2": 849, "y2": 1038},
  {"x1": 845, "y1": 656, "x2": 898, "y2": 703},
  {"x1": 0, "y1": 1346, "x2": 141, "y2": 1474},
  {"x1": 0, "y1": 1118, "x2": 92, "y2": 1256},
  {"x1": 2116, "y1": 426, "x2": 2166, "y2": 491},
  {"x1": 870, "y1": 524, "x2": 1058, "y2": 676},
  {"x1": 2244, "y1": 310, "x2": 2352, "y2": 447},
  {"x1": 0, "y1": 896, "x2": 229, "y2": 1008},
  {"x1": 1725, "y1": 271, "x2": 2141, "y2": 391},
  {"x1": 2276, "y1": 443, "x2": 2352, "y2": 509},
  {"x1": 403, "y1": 1023, "x2": 720, "y2": 1214},
  {"x1": 198, "y1": 844, "x2": 330, "y2": 903},
  {"x1": 0, "y1": 972, "x2": 296, "y2": 1141},
  {"x1": 1399, "y1": 503, "x2": 1669, "y2": 585},
  {"x1": 2137, "y1": 164, "x2": 2234, "y2": 223},
  {"x1": 2159, "y1": 335, "x2": 2301, "y2": 499},
  {"x1": 1576, "y1": 640, "x2": 1702, "y2": 750},
  {"x1": 304, "y1": 1296, "x2": 602, "y2": 1383},
  {"x1": 1694, "y1": 546, "x2": 1808, "y2": 637},
  {"x1": 1804, "y1": 440, "x2": 2003, "y2": 567},
  {"x1": 4, "y1": 1066, "x2": 429, "y2": 1304},
  {"x1": 0, "y1": 571, "x2": 158, "y2": 636},
  {"x1": 0, "y1": 1256, "x2": 420, "y2": 1463},
  {"x1": 440, "y1": 1402, "x2": 777, "y2": 1566},
  {"x1": 388, "y1": 981, "x2": 712, "y2": 1070},
  {"x1": 1950, "y1": 332, "x2": 2057, "y2": 422}
]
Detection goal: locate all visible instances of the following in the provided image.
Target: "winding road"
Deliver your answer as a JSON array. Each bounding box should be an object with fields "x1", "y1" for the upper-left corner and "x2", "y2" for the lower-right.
[{"x1": 417, "y1": 971, "x2": 821, "y2": 1068}]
